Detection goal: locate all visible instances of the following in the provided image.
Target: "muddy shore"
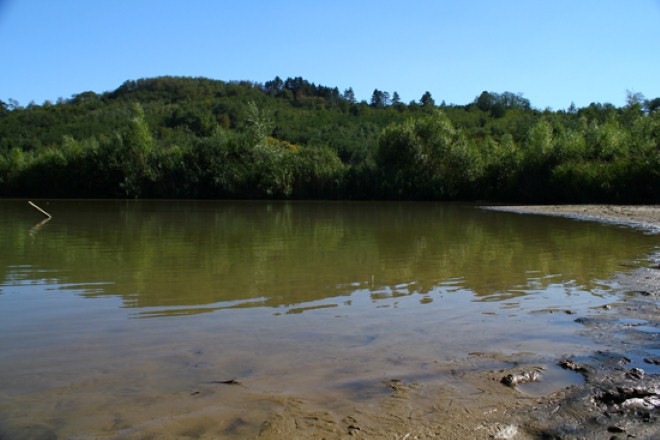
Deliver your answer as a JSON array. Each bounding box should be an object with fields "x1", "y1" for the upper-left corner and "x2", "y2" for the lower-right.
[{"x1": 254, "y1": 205, "x2": 660, "y2": 440}]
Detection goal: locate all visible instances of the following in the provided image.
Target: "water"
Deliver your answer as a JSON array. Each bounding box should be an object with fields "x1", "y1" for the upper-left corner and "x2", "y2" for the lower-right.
[{"x1": 0, "y1": 200, "x2": 657, "y2": 437}]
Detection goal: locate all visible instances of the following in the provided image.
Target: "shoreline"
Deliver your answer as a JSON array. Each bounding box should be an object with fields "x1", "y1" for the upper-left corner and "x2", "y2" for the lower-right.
[{"x1": 484, "y1": 204, "x2": 660, "y2": 234}]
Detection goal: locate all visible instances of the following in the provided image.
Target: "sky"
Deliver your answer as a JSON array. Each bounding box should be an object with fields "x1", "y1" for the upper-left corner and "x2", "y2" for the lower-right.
[{"x1": 1, "y1": 0, "x2": 659, "y2": 110}]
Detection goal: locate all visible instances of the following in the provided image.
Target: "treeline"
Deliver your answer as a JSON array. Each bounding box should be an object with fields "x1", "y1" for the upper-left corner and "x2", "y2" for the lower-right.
[{"x1": 0, "y1": 76, "x2": 658, "y2": 202}]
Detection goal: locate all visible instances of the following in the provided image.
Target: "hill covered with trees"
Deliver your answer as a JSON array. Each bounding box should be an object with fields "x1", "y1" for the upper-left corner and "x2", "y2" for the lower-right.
[{"x1": 1, "y1": 76, "x2": 658, "y2": 202}]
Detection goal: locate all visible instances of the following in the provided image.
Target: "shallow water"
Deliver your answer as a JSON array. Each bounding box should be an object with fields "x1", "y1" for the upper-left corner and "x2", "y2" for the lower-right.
[{"x1": 0, "y1": 200, "x2": 658, "y2": 437}]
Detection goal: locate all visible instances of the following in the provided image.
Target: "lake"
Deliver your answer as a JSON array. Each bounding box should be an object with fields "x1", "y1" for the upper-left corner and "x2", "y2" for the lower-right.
[{"x1": 0, "y1": 200, "x2": 657, "y2": 438}]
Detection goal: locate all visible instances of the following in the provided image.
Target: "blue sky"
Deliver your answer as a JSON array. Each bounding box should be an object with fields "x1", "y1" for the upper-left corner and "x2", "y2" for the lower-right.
[{"x1": 1, "y1": 0, "x2": 659, "y2": 110}]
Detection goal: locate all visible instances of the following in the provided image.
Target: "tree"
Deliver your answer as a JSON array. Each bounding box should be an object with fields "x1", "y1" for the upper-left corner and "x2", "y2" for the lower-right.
[
  {"x1": 292, "y1": 146, "x2": 345, "y2": 198},
  {"x1": 646, "y1": 97, "x2": 660, "y2": 113},
  {"x1": 625, "y1": 90, "x2": 645, "y2": 109},
  {"x1": 622, "y1": 90, "x2": 645, "y2": 126},
  {"x1": 7, "y1": 98, "x2": 21, "y2": 110},
  {"x1": 71, "y1": 91, "x2": 100, "y2": 105},
  {"x1": 0, "y1": 74, "x2": 656, "y2": 203},
  {"x1": 343, "y1": 87, "x2": 356, "y2": 103},
  {"x1": 382, "y1": 91, "x2": 391, "y2": 106},
  {"x1": 475, "y1": 91, "x2": 495, "y2": 112},
  {"x1": 264, "y1": 76, "x2": 284, "y2": 95},
  {"x1": 169, "y1": 105, "x2": 215, "y2": 136},
  {"x1": 113, "y1": 103, "x2": 158, "y2": 197},
  {"x1": 499, "y1": 92, "x2": 531, "y2": 110},
  {"x1": 376, "y1": 111, "x2": 480, "y2": 198},
  {"x1": 526, "y1": 118, "x2": 554, "y2": 161},
  {"x1": 420, "y1": 91, "x2": 435, "y2": 108},
  {"x1": 371, "y1": 89, "x2": 389, "y2": 108},
  {"x1": 244, "y1": 100, "x2": 273, "y2": 145},
  {"x1": 391, "y1": 91, "x2": 405, "y2": 111},
  {"x1": 491, "y1": 102, "x2": 506, "y2": 118}
]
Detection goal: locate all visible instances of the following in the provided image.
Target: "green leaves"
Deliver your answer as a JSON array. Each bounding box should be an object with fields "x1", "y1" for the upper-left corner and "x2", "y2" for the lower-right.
[
  {"x1": 376, "y1": 111, "x2": 481, "y2": 199},
  {"x1": 244, "y1": 100, "x2": 273, "y2": 145},
  {"x1": 0, "y1": 76, "x2": 658, "y2": 203}
]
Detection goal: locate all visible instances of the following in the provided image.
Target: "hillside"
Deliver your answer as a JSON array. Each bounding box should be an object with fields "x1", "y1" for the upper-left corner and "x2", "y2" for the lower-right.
[{"x1": 1, "y1": 76, "x2": 658, "y2": 202}]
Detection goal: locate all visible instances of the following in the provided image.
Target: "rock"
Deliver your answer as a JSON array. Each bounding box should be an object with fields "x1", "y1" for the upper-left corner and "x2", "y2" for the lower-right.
[
  {"x1": 492, "y1": 424, "x2": 518, "y2": 440},
  {"x1": 626, "y1": 368, "x2": 645, "y2": 380},
  {"x1": 593, "y1": 385, "x2": 660, "y2": 411},
  {"x1": 558, "y1": 359, "x2": 579, "y2": 370},
  {"x1": 557, "y1": 359, "x2": 590, "y2": 374},
  {"x1": 501, "y1": 369, "x2": 542, "y2": 387},
  {"x1": 619, "y1": 396, "x2": 660, "y2": 410},
  {"x1": 607, "y1": 425, "x2": 625, "y2": 433},
  {"x1": 643, "y1": 357, "x2": 660, "y2": 365}
]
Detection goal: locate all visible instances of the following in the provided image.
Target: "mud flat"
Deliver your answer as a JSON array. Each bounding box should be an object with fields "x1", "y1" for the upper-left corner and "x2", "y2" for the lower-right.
[{"x1": 251, "y1": 295, "x2": 659, "y2": 439}]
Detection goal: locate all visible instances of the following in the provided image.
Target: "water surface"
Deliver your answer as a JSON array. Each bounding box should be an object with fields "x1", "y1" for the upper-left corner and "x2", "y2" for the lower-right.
[{"x1": 0, "y1": 200, "x2": 657, "y2": 437}]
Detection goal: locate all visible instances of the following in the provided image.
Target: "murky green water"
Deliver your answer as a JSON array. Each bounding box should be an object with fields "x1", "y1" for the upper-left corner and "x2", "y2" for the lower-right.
[{"x1": 0, "y1": 200, "x2": 657, "y2": 437}]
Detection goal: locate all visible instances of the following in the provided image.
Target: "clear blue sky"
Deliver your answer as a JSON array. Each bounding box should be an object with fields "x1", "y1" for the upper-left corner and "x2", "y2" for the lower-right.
[{"x1": 1, "y1": 0, "x2": 659, "y2": 110}]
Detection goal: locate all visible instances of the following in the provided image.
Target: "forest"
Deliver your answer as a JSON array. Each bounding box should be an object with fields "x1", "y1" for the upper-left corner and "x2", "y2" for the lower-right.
[{"x1": 1, "y1": 76, "x2": 658, "y2": 202}]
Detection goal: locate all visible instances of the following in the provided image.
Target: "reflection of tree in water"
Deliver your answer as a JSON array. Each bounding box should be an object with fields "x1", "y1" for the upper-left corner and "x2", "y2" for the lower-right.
[{"x1": 0, "y1": 201, "x2": 657, "y2": 313}]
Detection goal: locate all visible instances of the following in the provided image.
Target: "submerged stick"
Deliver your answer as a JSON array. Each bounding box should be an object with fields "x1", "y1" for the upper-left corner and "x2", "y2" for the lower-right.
[{"x1": 28, "y1": 201, "x2": 52, "y2": 219}]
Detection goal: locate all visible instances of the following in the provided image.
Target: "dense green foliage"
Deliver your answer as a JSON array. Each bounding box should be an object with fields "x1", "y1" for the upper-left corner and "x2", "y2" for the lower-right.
[{"x1": 1, "y1": 76, "x2": 658, "y2": 202}]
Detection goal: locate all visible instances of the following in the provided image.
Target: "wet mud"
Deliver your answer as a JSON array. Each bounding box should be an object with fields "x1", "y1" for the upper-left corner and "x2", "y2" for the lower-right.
[
  {"x1": 509, "y1": 285, "x2": 659, "y2": 440},
  {"x1": 252, "y1": 270, "x2": 659, "y2": 440}
]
